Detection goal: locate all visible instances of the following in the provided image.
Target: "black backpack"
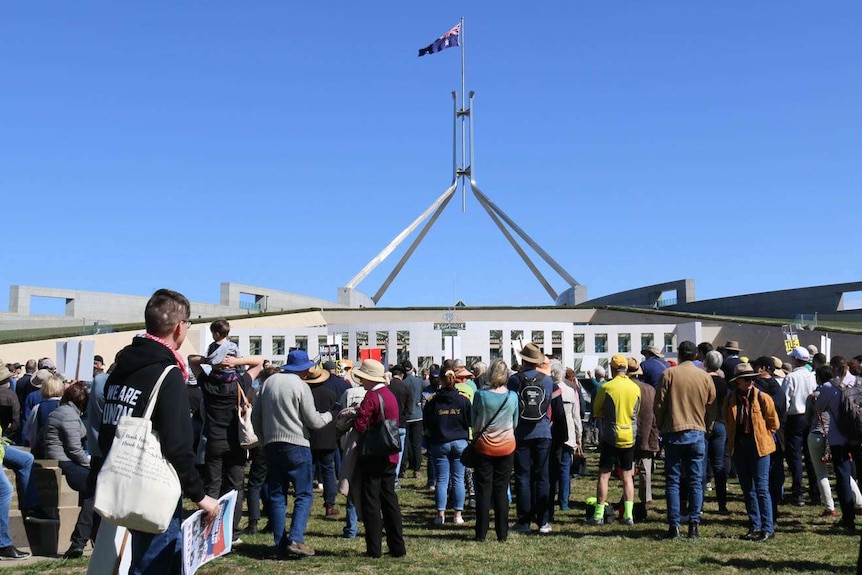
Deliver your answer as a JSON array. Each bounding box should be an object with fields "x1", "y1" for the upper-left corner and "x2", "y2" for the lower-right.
[
  {"x1": 517, "y1": 373, "x2": 547, "y2": 422},
  {"x1": 836, "y1": 379, "x2": 862, "y2": 444}
]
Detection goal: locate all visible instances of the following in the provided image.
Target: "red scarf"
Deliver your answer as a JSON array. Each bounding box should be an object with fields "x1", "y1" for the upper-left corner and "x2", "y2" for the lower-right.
[
  {"x1": 137, "y1": 333, "x2": 188, "y2": 381},
  {"x1": 735, "y1": 387, "x2": 754, "y2": 435}
]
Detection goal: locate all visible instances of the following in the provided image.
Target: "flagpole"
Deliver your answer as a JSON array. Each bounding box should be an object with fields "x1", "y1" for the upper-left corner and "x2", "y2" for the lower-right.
[{"x1": 460, "y1": 16, "x2": 466, "y2": 213}]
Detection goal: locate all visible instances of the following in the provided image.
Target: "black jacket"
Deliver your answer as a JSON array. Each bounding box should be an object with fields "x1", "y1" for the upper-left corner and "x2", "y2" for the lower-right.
[
  {"x1": 423, "y1": 387, "x2": 471, "y2": 443},
  {"x1": 96, "y1": 337, "x2": 205, "y2": 503},
  {"x1": 308, "y1": 383, "x2": 337, "y2": 450},
  {"x1": 0, "y1": 386, "x2": 20, "y2": 441},
  {"x1": 200, "y1": 372, "x2": 250, "y2": 450},
  {"x1": 388, "y1": 377, "x2": 414, "y2": 429}
]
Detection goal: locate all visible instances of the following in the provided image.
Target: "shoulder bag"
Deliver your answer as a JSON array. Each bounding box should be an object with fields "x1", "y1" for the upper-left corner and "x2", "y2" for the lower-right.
[
  {"x1": 359, "y1": 392, "x2": 401, "y2": 458},
  {"x1": 237, "y1": 384, "x2": 259, "y2": 449},
  {"x1": 460, "y1": 391, "x2": 511, "y2": 468},
  {"x1": 94, "y1": 365, "x2": 182, "y2": 534}
]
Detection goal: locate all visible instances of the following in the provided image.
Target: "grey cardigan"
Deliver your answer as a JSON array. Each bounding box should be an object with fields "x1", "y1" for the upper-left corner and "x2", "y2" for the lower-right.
[{"x1": 42, "y1": 403, "x2": 90, "y2": 467}]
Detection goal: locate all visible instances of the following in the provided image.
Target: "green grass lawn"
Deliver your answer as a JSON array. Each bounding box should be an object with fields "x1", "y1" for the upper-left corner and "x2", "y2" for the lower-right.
[{"x1": 19, "y1": 452, "x2": 861, "y2": 574}]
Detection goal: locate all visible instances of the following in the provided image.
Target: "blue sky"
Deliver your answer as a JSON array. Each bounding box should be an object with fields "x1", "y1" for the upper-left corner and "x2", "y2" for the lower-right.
[{"x1": 3, "y1": 2, "x2": 861, "y2": 313}]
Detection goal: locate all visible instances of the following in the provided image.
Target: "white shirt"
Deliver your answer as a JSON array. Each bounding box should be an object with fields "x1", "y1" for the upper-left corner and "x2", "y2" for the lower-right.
[{"x1": 782, "y1": 367, "x2": 817, "y2": 416}]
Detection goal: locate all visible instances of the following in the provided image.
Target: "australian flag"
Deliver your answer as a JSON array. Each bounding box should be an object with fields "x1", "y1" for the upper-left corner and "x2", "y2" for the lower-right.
[{"x1": 418, "y1": 23, "x2": 460, "y2": 57}]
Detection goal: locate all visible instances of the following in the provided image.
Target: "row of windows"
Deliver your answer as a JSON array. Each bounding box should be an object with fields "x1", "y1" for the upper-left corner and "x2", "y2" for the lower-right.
[
  {"x1": 574, "y1": 333, "x2": 674, "y2": 354},
  {"x1": 235, "y1": 330, "x2": 675, "y2": 362}
]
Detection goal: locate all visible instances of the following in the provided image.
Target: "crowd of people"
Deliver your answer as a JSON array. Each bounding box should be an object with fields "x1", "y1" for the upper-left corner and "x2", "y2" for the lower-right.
[{"x1": 3, "y1": 290, "x2": 862, "y2": 572}]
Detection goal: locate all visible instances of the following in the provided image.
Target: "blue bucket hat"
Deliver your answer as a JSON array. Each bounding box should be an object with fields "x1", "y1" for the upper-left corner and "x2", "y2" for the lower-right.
[{"x1": 282, "y1": 350, "x2": 315, "y2": 372}]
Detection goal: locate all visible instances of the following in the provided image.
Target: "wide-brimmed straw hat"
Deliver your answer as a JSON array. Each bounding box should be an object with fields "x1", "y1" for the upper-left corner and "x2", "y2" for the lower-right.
[
  {"x1": 305, "y1": 366, "x2": 331, "y2": 384},
  {"x1": 722, "y1": 340, "x2": 742, "y2": 353},
  {"x1": 627, "y1": 357, "x2": 643, "y2": 376},
  {"x1": 771, "y1": 356, "x2": 787, "y2": 378},
  {"x1": 454, "y1": 366, "x2": 473, "y2": 379},
  {"x1": 731, "y1": 363, "x2": 758, "y2": 382},
  {"x1": 351, "y1": 359, "x2": 387, "y2": 384},
  {"x1": 518, "y1": 342, "x2": 545, "y2": 365},
  {"x1": 641, "y1": 345, "x2": 664, "y2": 358},
  {"x1": 0, "y1": 365, "x2": 11, "y2": 383}
]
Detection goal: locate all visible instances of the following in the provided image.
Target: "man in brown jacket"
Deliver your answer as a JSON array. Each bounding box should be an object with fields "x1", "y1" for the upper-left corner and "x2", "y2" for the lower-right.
[
  {"x1": 654, "y1": 341, "x2": 716, "y2": 539},
  {"x1": 629, "y1": 358, "x2": 659, "y2": 505}
]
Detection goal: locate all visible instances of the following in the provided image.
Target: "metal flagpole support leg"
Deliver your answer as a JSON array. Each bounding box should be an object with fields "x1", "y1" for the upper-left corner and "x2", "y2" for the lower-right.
[
  {"x1": 345, "y1": 183, "x2": 458, "y2": 291},
  {"x1": 471, "y1": 184, "x2": 559, "y2": 300}
]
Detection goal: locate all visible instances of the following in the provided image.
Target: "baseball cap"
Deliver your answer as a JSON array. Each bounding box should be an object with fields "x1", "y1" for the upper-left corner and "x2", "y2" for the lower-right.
[
  {"x1": 788, "y1": 346, "x2": 810, "y2": 361},
  {"x1": 610, "y1": 354, "x2": 629, "y2": 371}
]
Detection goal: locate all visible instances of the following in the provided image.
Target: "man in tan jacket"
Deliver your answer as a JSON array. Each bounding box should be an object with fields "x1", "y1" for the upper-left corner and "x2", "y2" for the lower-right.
[{"x1": 654, "y1": 341, "x2": 716, "y2": 540}]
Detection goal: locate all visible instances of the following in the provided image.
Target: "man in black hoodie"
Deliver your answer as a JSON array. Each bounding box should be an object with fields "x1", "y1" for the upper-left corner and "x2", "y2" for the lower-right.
[{"x1": 96, "y1": 289, "x2": 218, "y2": 574}]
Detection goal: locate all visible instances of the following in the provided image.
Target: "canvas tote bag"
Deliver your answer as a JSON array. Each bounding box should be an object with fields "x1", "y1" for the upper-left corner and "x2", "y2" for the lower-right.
[
  {"x1": 94, "y1": 365, "x2": 182, "y2": 534},
  {"x1": 237, "y1": 384, "x2": 259, "y2": 449}
]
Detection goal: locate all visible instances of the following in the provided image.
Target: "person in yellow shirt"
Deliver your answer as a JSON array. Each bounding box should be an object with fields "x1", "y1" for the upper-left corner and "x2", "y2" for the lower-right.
[{"x1": 588, "y1": 354, "x2": 641, "y2": 526}]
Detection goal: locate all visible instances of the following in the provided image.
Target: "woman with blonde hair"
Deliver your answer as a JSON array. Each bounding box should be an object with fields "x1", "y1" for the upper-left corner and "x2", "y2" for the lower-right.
[
  {"x1": 23, "y1": 372, "x2": 65, "y2": 450},
  {"x1": 470, "y1": 359, "x2": 518, "y2": 542}
]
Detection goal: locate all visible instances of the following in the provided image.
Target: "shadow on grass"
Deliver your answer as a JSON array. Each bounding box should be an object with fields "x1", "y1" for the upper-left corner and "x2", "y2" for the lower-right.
[
  {"x1": 233, "y1": 542, "x2": 356, "y2": 560},
  {"x1": 700, "y1": 556, "x2": 856, "y2": 573}
]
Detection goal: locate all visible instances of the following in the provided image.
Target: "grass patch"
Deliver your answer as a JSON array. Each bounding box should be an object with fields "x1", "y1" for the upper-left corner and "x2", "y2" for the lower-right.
[{"x1": 23, "y1": 453, "x2": 860, "y2": 574}]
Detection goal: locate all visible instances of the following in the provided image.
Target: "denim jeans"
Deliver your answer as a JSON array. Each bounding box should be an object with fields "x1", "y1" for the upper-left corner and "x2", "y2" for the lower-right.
[
  {"x1": 265, "y1": 442, "x2": 313, "y2": 549},
  {"x1": 0, "y1": 462, "x2": 13, "y2": 547},
  {"x1": 734, "y1": 436, "x2": 773, "y2": 533},
  {"x1": 703, "y1": 422, "x2": 727, "y2": 510},
  {"x1": 343, "y1": 497, "x2": 358, "y2": 538},
  {"x1": 131, "y1": 502, "x2": 183, "y2": 574},
  {"x1": 3, "y1": 446, "x2": 38, "y2": 510},
  {"x1": 394, "y1": 428, "x2": 407, "y2": 480},
  {"x1": 312, "y1": 449, "x2": 337, "y2": 505},
  {"x1": 558, "y1": 447, "x2": 573, "y2": 510},
  {"x1": 831, "y1": 443, "x2": 862, "y2": 526},
  {"x1": 513, "y1": 437, "x2": 552, "y2": 526},
  {"x1": 59, "y1": 460, "x2": 95, "y2": 549},
  {"x1": 664, "y1": 432, "x2": 706, "y2": 526},
  {"x1": 431, "y1": 439, "x2": 468, "y2": 511}
]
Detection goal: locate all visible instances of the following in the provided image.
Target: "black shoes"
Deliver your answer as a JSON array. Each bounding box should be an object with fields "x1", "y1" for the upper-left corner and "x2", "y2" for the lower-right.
[
  {"x1": 688, "y1": 522, "x2": 699, "y2": 539},
  {"x1": 665, "y1": 525, "x2": 681, "y2": 539},
  {"x1": 741, "y1": 530, "x2": 774, "y2": 541},
  {"x1": 0, "y1": 546, "x2": 31, "y2": 560},
  {"x1": 242, "y1": 523, "x2": 258, "y2": 535},
  {"x1": 63, "y1": 546, "x2": 84, "y2": 559}
]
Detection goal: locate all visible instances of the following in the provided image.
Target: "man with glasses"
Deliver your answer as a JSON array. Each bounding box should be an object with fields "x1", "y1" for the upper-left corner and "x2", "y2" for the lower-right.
[{"x1": 94, "y1": 289, "x2": 218, "y2": 574}]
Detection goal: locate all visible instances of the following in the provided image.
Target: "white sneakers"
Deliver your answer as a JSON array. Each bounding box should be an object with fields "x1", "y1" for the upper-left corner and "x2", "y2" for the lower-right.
[
  {"x1": 511, "y1": 522, "x2": 552, "y2": 534},
  {"x1": 435, "y1": 515, "x2": 465, "y2": 525}
]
